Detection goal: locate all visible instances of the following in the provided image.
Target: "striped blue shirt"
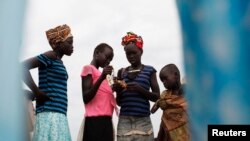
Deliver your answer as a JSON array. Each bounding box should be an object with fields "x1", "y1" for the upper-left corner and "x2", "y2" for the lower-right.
[
  {"x1": 36, "y1": 54, "x2": 68, "y2": 115},
  {"x1": 120, "y1": 65, "x2": 156, "y2": 117}
]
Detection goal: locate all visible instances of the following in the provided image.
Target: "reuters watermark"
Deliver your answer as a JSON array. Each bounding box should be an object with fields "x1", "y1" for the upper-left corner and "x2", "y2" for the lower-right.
[{"x1": 208, "y1": 125, "x2": 250, "y2": 140}]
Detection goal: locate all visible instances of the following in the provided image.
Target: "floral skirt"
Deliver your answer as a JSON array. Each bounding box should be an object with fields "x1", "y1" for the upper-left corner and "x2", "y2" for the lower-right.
[{"x1": 32, "y1": 112, "x2": 71, "y2": 141}]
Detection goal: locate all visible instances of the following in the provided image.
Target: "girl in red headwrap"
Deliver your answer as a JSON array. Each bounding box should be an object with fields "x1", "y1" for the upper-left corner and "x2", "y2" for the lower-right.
[{"x1": 113, "y1": 32, "x2": 160, "y2": 141}]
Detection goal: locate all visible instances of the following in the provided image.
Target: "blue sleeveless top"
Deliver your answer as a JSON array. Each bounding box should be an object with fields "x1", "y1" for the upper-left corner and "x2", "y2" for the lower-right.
[
  {"x1": 36, "y1": 54, "x2": 68, "y2": 115},
  {"x1": 120, "y1": 65, "x2": 156, "y2": 117}
]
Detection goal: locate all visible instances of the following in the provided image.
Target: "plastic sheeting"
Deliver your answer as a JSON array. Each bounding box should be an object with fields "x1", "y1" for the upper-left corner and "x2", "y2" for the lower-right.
[
  {"x1": 0, "y1": 0, "x2": 27, "y2": 141},
  {"x1": 176, "y1": 0, "x2": 250, "y2": 140}
]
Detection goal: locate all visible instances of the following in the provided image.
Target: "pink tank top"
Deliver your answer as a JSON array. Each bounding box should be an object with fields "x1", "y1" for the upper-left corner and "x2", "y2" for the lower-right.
[{"x1": 81, "y1": 65, "x2": 118, "y2": 117}]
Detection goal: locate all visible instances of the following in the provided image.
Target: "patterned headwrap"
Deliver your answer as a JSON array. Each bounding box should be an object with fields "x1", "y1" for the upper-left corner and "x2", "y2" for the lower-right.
[
  {"x1": 46, "y1": 24, "x2": 72, "y2": 49},
  {"x1": 121, "y1": 32, "x2": 143, "y2": 49}
]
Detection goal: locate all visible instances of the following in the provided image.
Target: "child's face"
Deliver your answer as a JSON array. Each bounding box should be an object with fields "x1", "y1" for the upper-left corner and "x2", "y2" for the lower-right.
[
  {"x1": 97, "y1": 47, "x2": 113, "y2": 68},
  {"x1": 160, "y1": 69, "x2": 178, "y2": 90},
  {"x1": 124, "y1": 43, "x2": 142, "y2": 66}
]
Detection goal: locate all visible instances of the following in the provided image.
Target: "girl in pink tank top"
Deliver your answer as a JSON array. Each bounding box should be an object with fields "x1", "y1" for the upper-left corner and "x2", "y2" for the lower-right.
[{"x1": 80, "y1": 43, "x2": 116, "y2": 141}]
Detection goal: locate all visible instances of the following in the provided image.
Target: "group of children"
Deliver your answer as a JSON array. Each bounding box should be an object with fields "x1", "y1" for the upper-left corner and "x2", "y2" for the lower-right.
[{"x1": 22, "y1": 24, "x2": 190, "y2": 141}]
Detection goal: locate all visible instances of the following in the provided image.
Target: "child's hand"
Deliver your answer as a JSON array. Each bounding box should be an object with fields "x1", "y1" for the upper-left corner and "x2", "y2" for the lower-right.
[
  {"x1": 158, "y1": 99, "x2": 168, "y2": 110},
  {"x1": 101, "y1": 65, "x2": 113, "y2": 79},
  {"x1": 151, "y1": 101, "x2": 159, "y2": 113},
  {"x1": 159, "y1": 98, "x2": 182, "y2": 110}
]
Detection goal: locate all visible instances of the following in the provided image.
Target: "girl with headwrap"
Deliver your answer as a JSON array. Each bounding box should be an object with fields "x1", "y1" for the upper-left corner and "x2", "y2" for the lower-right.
[
  {"x1": 113, "y1": 32, "x2": 160, "y2": 141},
  {"x1": 22, "y1": 24, "x2": 73, "y2": 141}
]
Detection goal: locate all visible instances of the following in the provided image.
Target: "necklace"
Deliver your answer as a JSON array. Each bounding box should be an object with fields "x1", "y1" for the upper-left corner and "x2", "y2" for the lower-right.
[
  {"x1": 128, "y1": 65, "x2": 143, "y2": 73},
  {"x1": 127, "y1": 65, "x2": 143, "y2": 80},
  {"x1": 128, "y1": 69, "x2": 141, "y2": 73}
]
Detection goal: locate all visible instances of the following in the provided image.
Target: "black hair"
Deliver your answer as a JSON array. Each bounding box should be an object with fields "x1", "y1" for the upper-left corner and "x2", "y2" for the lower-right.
[
  {"x1": 161, "y1": 64, "x2": 183, "y2": 94},
  {"x1": 161, "y1": 64, "x2": 180, "y2": 80},
  {"x1": 93, "y1": 43, "x2": 113, "y2": 56}
]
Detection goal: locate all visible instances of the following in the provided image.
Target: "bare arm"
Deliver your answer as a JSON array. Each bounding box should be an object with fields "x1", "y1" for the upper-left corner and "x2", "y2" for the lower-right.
[
  {"x1": 81, "y1": 74, "x2": 105, "y2": 104},
  {"x1": 129, "y1": 72, "x2": 160, "y2": 102},
  {"x1": 82, "y1": 65, "x2": 113, "y2": 104},
  {"x1": 114, "y1": 69, "x2": 124, "y2": 106},
  {"x1": 22, "y1": 52, "x2": 54, "y2": 103},
  {"x1": 149, "y1": 72, "x2": 160, "y2": 101},
  {"x1": 22, "y1": 57, "x2": 42, "y2": 95},
  {"x1": 115, "y1": 90, "x2": 123, "y2": 106}
]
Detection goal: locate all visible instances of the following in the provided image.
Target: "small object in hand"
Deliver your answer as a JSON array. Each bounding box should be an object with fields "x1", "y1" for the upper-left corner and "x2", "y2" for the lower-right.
[
  {"x1": 115, "y1": 79, "x2": 127, "y2": 88},
  {"x1": 106, "y1": 74, "x2": 114, "y2": 86}
]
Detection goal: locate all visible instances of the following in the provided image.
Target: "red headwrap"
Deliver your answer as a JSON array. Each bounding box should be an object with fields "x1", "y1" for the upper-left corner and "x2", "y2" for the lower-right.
[{"x1": 121, "y1": 32, "x2": 143, "y2": 49}]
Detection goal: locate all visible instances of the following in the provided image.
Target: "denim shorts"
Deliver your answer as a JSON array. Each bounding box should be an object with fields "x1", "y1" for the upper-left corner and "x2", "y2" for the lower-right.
[{"x1": 117, "y1": 116, "x2": 154, "y2": 141}]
